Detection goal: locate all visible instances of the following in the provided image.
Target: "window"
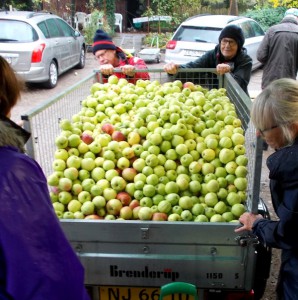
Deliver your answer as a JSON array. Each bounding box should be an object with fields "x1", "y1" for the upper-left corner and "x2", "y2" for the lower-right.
[
  {"x1": 45, "y1": 18, "x2": 62, "y2": 37},
  {"x1": 239, "y1": 22, "x2": 254, "y2": 39},
  {"x1": 174, "y1": 26, "x2": 222, "y2": 44},
  {"x1": 38, "y1": 21, "x2": 50, "y2": 38},
  {"x1": 55, "y1": 19, "x2": 74, "y2": 37},
  {"x1": 250, "y1": 21, "x2": 265, "y2": 37},
  {"x1": 0, "y1": 20, "x2": 37, "y2": 42}
]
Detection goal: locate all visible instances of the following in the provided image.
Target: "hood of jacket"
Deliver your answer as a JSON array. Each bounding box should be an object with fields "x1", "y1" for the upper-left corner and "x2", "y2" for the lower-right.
[
  {"x1": 0, "y1": 115, "x2": 31, "y2": 153},
  {"x1": 281, "y1": 15, "x2": 298, "y2": 25}
]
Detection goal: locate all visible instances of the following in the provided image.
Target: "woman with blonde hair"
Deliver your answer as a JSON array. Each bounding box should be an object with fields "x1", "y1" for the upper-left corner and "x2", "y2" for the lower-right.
[
  {"x1": 235, "y1": 78, "x2": 298, "y2": 299},
  {"x1": 0, "y1": 56, "x2": 90, "y2": 300}
]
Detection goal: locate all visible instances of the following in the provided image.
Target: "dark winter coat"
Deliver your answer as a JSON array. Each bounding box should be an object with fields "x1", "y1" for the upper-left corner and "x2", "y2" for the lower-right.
[
  {"x1": 257, "y1": 16, "x2": 298, "y2": 89},
  {"x1": 176, "y1": 45, "x2": 252, "y2": 95},
  {"x1": 252, "y1": 138, "x2": 298, "y2": 300},
  {"x1": 0, "y1": 115, "x2": 90, "y2": 300}
]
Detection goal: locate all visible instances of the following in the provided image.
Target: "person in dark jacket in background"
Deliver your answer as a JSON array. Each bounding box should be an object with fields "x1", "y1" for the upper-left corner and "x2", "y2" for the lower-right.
[
  {"x1": 163, "y1": 24, "x2": 252, "y2": 95},
  {"x1": 257, "y1": 9, "x2": 298, "y2": 90},
  {"x1": 235, "y1": 78, "x2": 298, "y2": 300},
  {"x1": 0, "y1": 56, "x2": 90, "y2": 300},
  {"x1": 93, "y1": 29, "x2": 150, "y2": 83}
]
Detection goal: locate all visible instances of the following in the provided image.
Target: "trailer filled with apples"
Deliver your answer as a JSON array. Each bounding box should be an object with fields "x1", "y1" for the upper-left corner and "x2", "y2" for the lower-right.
[{"x1": 22, "y1": 69, "x2": 271, "y2": 300}]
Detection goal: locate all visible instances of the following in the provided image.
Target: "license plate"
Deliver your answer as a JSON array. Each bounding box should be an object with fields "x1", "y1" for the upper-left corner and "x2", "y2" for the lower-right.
[
  {"x1": 99, "y1": 286, "x2": 196, "y2": 300},
  {"x1": 184, "y1": 50, "x2": 204, "y2": 57}
]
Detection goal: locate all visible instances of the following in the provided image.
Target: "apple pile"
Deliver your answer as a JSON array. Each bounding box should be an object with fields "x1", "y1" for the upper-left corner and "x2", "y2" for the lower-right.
[{"x1": 48, "y1": 75, "x2": 249, "y2": 222}]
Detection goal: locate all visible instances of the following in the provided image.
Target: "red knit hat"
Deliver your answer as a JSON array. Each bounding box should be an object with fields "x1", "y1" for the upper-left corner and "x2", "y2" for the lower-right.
[{"x1": 92, "y1": 29, "x2": 117, "y2": 54}]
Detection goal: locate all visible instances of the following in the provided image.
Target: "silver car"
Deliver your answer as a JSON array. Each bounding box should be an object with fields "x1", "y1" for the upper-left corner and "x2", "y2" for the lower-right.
[
  {"x1": 0, "y1": 11, "x2": 86, "y2": 88},
  {"x1": 165, "y1": 15, "x2": 265, "y2": 71}
]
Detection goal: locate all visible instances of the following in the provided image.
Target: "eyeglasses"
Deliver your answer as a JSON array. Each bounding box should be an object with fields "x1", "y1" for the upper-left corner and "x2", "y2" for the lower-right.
[
  {"x1": 221, "y1": 39, "x2": 237, "y2": 47},
  {"x1": 258, "y1": 125, "x2": 279, "y2": 136},
  {"x1": 95, "y1": 50, "x2": 108, "y2": 60}
]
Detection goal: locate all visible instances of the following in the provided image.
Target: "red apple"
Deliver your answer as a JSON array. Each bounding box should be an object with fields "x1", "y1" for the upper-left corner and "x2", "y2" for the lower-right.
[
  {"x1": 183, "y1": 81, "x2": 196, "y2": 91},
  {"x1": 102, "y1": 123, "x2": 114, "y2": 135},
  {"x1": 116, "y1": 191, "x2": 132, "y2": 206},
  {"x1": 81, "y1": 131, "x2": 94, "y2": 145},
  {"x1": 84, "y1": 214, "x2": 102, "y2": 220},
  {"x1": 152, "y1": 212, "x2": 168, "y2": 221},
  {"x1": 129, "y1": 199, "x2": 140, "y2": 210},
  {"x1": 112, "y1": 131, "x2": 126, "y2": 142},
  {"x1": 132, "y1": 205, "x2": 142, "y2": 219},
  {"x1": 122, "y1": 167, "x2": 137, "y2": 182}
]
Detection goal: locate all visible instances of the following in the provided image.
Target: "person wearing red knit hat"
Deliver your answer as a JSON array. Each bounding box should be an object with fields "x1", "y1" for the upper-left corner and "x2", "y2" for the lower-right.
[{"x1": 92, "y1": 29, "x2": 150, "y2": 83}]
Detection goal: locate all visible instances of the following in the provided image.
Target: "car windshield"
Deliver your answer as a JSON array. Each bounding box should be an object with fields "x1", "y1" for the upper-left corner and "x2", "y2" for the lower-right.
[
  {"x1": 173, "y1": 26, "x2": 222, "y2": 44},
  {"x1": 0, "y1": 20, "x2": 38, "y2": 42}
]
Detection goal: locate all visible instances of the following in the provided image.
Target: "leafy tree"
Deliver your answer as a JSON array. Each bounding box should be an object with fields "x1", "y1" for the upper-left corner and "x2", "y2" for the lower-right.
[
  {"x1": 244, "y1": 6, "x2": 287, "y2": 30},
  {"x1": 98, "y1": 0, "x2": 115, "y2": 35},
  {"x1": 1, "y1": 0, "x2": 33, "y2": 10}
]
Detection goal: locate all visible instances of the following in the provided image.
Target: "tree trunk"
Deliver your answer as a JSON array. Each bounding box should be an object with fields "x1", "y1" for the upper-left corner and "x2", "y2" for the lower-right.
[{"x1": 228, "y1": 0, "x2": 238, "y2": 16}]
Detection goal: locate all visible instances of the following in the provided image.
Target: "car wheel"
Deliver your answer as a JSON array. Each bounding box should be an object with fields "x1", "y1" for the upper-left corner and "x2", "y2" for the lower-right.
[
  {"x1": 76, "y1": 46, "x2": 86, "y2": 69},
  {"x1": 44, "y1": 60, "x2": 58, "y2": 89}
]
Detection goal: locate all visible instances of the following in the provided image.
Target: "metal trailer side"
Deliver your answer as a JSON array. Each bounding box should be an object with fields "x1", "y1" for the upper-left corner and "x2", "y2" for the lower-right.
[{"x1": 21, "y1": 69, "x2": 265, "y2": 300}]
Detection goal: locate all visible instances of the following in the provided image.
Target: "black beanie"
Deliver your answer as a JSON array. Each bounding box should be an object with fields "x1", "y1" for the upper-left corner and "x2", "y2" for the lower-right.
[
  {"x1": 218, "y1": 25, "x2": 245, "y2": 49},
  {"x1": 92, "y1": 29, "x2": 117, "y2": 54}
]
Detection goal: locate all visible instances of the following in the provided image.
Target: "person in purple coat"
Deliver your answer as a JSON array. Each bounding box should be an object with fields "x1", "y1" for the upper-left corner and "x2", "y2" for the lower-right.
[
  {"x1": 0, "y1": 56, "x2": 90, "y2": 299},
  {"x1": 235, "y1": 78, "x2": 298, "y2": 300}
]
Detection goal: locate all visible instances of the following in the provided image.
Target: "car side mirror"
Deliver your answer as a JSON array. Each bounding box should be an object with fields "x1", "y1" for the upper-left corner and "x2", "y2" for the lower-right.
[{"x1": 74, "y1": 30, "x2": 81, "y2": 38}]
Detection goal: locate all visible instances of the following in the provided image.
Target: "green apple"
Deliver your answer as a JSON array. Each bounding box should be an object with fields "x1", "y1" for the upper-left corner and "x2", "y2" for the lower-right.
[
  {"x1": 231, "y1": 133, "x2": 245, "y2": 146},
  {"x1": 179, "y1": 196, "x2": 193, "y2": 210},
  {"x1": 175, "y1": 144, "x2": 188, "y2": 157},
  {"x1": 180, "y1": 210, "x2": 193, "y2": 221},
  {"x1": 231, "y1": 203, "x2": 246, "y2": 218},
  {"x1": 47, "y1": 173, "x2": 59, "y2": 186},
  {"x1": 219, "y1": 148, "x2": 236, "y2": 164},
  {"x1": 202, "y1": 149, "x2": 216, "y2": 162},
  {"x1": 64, "y1": 167, "x2": 79, "y2": 181},
  {"x1": 236, "y1": 155, "x2": 248, "y2": 166},
  {"x1": 206, "y1": 179, "x2": 220, "y2": 193},
  {"x1": 52, "y1": 159, "x2": 66, "y2": 172},
  {"x1": 67, "y1": 199, "x2": 82, "y2": 213},
  {"x1": 142, "y1": 183, "x2": 156, "y2": 197},
  {"x1": 157, "y1": 200, "x2": 172, "y2": 214},
  {"x1": 234, "y1": 177, "x2": 248, "y2": 191},
  {"x1": 111, "y1": 176, "x2": 127, "y2": 192},
  {"x1": 138, "y1": 206, "x2": 153, "y2": 220},
  {"x1": 226, "y1": 192, "x2": 241, "y2": 206},
  {"x1": 194, "y1": 214, "x2": 209, "y2": 222},
  {"x1": 192, "y1": 203, "x2": 205, "y2": 216},
  {"x1": 54, "y1": 149, "x2": 69, "y2": 161},
  {"x1": 204, "y1": 192, "x2": 218, "y2": 207},
  {"x1": 58, "y1": 191, "x2": 72, "y2": 205}
]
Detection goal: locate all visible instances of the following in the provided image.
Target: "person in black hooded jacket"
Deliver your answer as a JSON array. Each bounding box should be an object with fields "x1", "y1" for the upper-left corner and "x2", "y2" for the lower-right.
[
  {"x1": 163, "y1": 24, "x2": 252, "y2": 95},
  {"x1": 235, "y1": 78, "x2": 298, "y2": 300}
]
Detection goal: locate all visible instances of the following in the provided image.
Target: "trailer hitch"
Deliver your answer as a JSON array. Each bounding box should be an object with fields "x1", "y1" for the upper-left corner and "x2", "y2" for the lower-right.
[{"x1": 235, "y1": 234, "x2": 259, "y2": 247}]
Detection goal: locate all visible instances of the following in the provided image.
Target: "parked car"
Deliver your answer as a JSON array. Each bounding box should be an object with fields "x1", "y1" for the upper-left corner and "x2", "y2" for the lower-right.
[
  {"x1": 0, "y1": 10, "x2": 86, "y2": 88},
  {"x1": 165, "y1": 15, "x2": 265, "y2": 71}
]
